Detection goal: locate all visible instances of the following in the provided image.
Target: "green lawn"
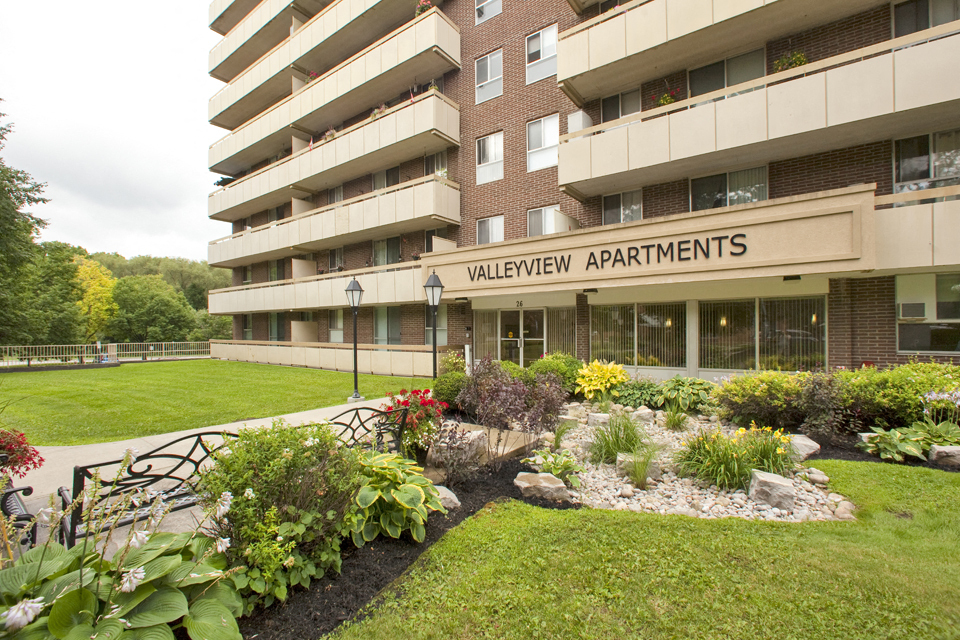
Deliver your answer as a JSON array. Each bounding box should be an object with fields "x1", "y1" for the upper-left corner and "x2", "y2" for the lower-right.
[
  {"x1": 333, "y1": 460, "x2": 960, "y2": 640},
  {"x1": 0, "y1": 359, "x2": 419, "y2": 445}
]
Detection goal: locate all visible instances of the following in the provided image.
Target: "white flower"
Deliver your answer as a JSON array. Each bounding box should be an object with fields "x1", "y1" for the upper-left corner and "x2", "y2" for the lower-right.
[
  {"x1": 243, "y1": 488, "x2": 255, "y2": 500},
  {"x1": 130, "y1": 530, "x2": 149, "y2": 549},
  {"x1": 2, "y1": 597, "x2": 44, "y2": 631},
  {"x1": 216, "y1": 537, "x2": 231, "y2": 553},
  {"x1": 124, "y1": 448, "x2": 139, "y2": 463},
  {"x1": 282, "y1": 556, "x2": 295, "y2": 568},
  {"x1": 120, "y1": 567, "x2": 146, "y2": 593},
  {"x1": 304, "y1": 438, "x2": 318, "y2": 447},
  {"x1": 215, "y1": 492, "x2": 233, "y2": 519},
  {"x1": 36, "y1": 508, "x2": 54, "y2": 526},
  {"x1": 276, "y1": 536, "x2": 283, "y2": 542}
]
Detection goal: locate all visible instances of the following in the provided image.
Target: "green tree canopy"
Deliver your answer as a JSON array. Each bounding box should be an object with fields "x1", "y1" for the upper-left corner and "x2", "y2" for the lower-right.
[
  {"x1": 90, "y1": 252, "x2": 230, "y2": 310},
  {"x1": 109, "y1": 275, "x2": 197, "y2": 343},
  {"x1": 75, "y1": 256, "x2": 118, "y2": 342},
  {"x1": 20, "y1": 242, "x2": 87, "y2": 345}
]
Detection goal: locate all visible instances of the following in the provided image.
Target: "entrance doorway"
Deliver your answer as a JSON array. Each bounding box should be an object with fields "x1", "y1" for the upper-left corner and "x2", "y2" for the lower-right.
[{"x1": 499, "y1": 309, "x2": 544, "y2": 366}]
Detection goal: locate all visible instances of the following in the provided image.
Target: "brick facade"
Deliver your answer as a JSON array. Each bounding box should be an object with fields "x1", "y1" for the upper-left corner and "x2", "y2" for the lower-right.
[{"x1": 769, "y1": 141, "x2": 894, "y2": 200}]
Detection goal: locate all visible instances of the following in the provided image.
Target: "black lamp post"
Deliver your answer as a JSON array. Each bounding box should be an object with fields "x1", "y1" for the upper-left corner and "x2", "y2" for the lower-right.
[
  {"x1": 423, "y1": 270, "x2": 444, "y2": 379},
  {"x1": 345, "y1": 277, "x2": 364, "y2": 402}
]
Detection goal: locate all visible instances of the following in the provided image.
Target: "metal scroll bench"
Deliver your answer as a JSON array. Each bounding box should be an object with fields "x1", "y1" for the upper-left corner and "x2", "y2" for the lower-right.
[{"x1": 57, "y1": 406, "x2": 408, "y2": 548}]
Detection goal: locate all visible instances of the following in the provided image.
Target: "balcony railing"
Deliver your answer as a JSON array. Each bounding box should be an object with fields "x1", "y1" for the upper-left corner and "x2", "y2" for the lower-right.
[
  {"x1": 208, "y1": 263, "x2": 426, "y2": 315},
  {"x1": 874, "y1": 184, "x2": 960, "y2": 271},
  {"x1": 208, "y1": 176, "x2": 461, "y2": 267},
  {"x1": 209, "y1": 0, "x2": 433, "y2": 130},
  {"x1": 557, "y1": 0, "x2": 884, "y2": 104},
  {"x1": 211, "y1": 340, "x2": 457, "y2": 376},
  {"x1": 209, "y1": 8, "x2": 461, "y2": 175},
  {"x1": 208, "y1": 90, "x2": 460, "y2": 221},
  {"x1": 558, "y1": 24, "x2": 960, "y2": 198},
  {"x1": 209, "y1": 0, "x2": 261, "y2": 35}
]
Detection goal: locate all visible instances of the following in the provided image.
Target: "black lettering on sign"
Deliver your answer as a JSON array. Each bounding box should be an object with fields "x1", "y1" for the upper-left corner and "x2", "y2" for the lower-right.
[
  {"x1": 612, "y1": 248, "x2": 626, "y2": 267},
  {"x1": 556, "y1": 255, "x2": 571, "y2": 272},
  {"x1": 712, "y1": 235, "x2": 729, "y2": 257},
  {"x1": 627, "y1": 246, "x2": 641, "y2": 266},
  {"x1": 694, "y1": 238, "x2": 709, "y2": 259},
  {"x1": 468, "y1": 266, "x2": 478, "y2": 281},
  {"x1": 657, "y1": 242, "x2": 674, "y2": 263},
  {"x1": 586, "y1": 252, "x2": 600, "y2": 270},
  {"x1": 677, "y1": 239, "x2": 691, "y2": 261},
  {"x1": 730, "y1": 233, "x2": 747, "y2": 256}
]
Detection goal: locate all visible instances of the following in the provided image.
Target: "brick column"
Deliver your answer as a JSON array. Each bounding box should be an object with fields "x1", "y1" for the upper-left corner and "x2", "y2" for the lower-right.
[{"x1": 576, "y1": 293, "x2": 590, "y2": 362}]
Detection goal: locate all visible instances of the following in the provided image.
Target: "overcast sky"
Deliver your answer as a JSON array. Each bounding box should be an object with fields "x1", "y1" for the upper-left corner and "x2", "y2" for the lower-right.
[{"x1": 0, "y1": 1, "x2": 226, "y2": 262}]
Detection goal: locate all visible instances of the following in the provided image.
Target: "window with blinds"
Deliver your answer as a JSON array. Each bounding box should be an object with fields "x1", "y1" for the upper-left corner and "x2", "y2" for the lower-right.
[
  {"x1": 590, "y1": 305, "x2": 635, "y2": 364},
  {"x1": 699, "y1": 300, "x2": 756, "y2": 370},
  {"x1": 547, "y1": 308, "x2": 577, "y2": 356},
  {"x1": 474, "y1": 310, "x2": 499, "y2": 359},
  {"x1": 637, "y1": 303, "x2": 686, "y2": 367},
  {"x1": 758, "y1": 297, "x2": 826, "y2": 370}
]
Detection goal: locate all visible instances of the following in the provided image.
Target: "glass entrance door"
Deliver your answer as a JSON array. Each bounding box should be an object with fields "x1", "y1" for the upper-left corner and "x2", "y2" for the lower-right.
[
  {"x1": 500, "y1": 310, "x2": 521, "y2": 365},
  {"x1": 496, "y1": 309, "x2": 544, "y2": 366},
  {"x1": 522, "y1": 309, "x2": 545, "y2": 364}
]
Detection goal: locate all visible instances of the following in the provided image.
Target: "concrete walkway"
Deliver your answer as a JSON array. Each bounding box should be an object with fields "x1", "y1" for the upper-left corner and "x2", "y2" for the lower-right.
[{"x1": 19, "y1": 397, "x2": 389, "y2": 511}]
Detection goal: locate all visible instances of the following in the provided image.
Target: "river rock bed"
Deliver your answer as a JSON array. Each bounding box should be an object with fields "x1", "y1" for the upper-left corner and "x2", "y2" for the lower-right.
[{"x1": 555, "y1": 402, "x2": 853, "y2": 522}]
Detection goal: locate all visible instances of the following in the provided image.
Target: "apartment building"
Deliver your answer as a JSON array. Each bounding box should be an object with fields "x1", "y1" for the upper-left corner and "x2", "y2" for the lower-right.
[{"x1": 206, "y1": 0, "x2": 960, "y2": 379}]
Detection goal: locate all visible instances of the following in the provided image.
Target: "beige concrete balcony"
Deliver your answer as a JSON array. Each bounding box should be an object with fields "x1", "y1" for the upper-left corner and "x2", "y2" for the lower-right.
[
  {"x1": 557, "y1": 0, "x2": 884, "y2": 104},
  {"x1": 208, "y1": 91, "x2": 459, "y2": 222},
  {"x1": 209, "y1": 10, "x2": 460, "y2": 175},
  {"x1": 209, "y1": 263, "x2": 426, "y2": 315},
  {"x1": 208, "y1": 177, "x2": 461, "y2": 267},
  {"x1": 209, "y1": 0, "x2": 433, "y2": 130},
  {"x1": 558, "y1": 25, "x2": 960, "y2": 199},
  {"x1": 874, "y1": 186, "x2": 960, "y2": 271},
  {"x1": 210, "y1": 0, "x2": 330, "y2": 83},
  {"x1": 210, "y1": 0, "x2": 262, "y2": 36},
  {"x1": 211, "y1": 340, "x2": 456, "y2": 376}
]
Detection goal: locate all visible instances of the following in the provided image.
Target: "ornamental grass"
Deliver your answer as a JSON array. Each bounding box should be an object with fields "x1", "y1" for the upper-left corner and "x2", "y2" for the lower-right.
[{"x1": 674, "y1": 424, "x2": 794, "y2": 490}]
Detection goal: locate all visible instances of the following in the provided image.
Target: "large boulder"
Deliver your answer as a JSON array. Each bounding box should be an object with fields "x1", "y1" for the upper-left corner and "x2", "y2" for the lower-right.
[
  {"x1": 587, "y1": 413, "x2": 611, "y2": 427},
  {"x1": 789, "y1": 434, "x2": 821, "y2": 461},
  {"x1": 748, "y1": 470, "x2": 796, "y2": 511},
  {"x1": 434, "y1": 486, "x2": 461, "y2": 510},
  {"x1": 929, "y1": 445, "x2": 960, "y2": 469},
  {"x1": 514, "y1": 472, "x2": 571, "y2": 502},
  {"x1": 427, "y1": 429, "x2": 488, "y2": 467},
  {"x1": 633, "y1": 407, "x2": 655, "y2": 424}
]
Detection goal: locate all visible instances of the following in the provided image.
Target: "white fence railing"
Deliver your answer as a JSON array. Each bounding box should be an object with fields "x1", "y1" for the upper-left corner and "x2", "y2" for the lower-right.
[{"x1": 0, "y1": 342, "x2": 211, "y2": 367}]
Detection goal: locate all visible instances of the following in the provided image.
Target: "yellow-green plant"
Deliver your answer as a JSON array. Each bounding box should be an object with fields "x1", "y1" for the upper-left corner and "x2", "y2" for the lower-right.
[
  {"x1": 575, "y1": 360, "x2": 630, "y2": 400},
  {"x1": 674, "y1": 424, "x2": 794, "y2": 490}
]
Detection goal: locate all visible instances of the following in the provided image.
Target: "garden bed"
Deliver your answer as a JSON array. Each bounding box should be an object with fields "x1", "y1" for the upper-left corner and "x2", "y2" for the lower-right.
[{"x1": 237, "y1": 457, "x2": 576, "y2": 640}]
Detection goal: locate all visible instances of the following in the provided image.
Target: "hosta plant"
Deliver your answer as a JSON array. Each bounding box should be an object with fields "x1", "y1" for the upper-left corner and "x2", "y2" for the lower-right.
[
  {"x1": 575, "y1": 360, "x2": 630, "y2": 401},
  {"x1": 521, "y1": 449, "x2": 584, "y2": 487},
  {"x1": 656, "y1": 376, "x2": 715, "y2": 413},
  {"x1": 858, "y1": 427, "x2": 926, "y2": 463},
  {"x1": 351, "y1": 451, "x2": 446, "y2": 545}
]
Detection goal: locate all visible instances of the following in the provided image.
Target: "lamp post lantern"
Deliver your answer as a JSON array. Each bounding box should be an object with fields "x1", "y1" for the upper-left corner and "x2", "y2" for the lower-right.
[
  {"x1": 345, "y1": 277, "x2": 364, "y2": 402},
  {"x1": 423, "y1": 270, "x2": 444, "y2": 379}
]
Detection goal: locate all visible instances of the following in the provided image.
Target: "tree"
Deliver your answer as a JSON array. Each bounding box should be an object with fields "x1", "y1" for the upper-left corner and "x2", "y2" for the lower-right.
[
  {"x1": 89, "y1": 252, "x2": 231, "y2": 311},
  {"x1": 19, "y1": 242, "x2": 86, "y2": 345},
  {"x1": 188, "y1": 310, "x2": 232, "y2": 341},
  {"x1": 0, "y1": 104, "x2": 48, "y2": 345},
  {"x1": 109, "y1": 275, "x2": 197, "y2": 343},
  {"x1": 75, "y1": 257, "x2": 118, "y2": 343}
]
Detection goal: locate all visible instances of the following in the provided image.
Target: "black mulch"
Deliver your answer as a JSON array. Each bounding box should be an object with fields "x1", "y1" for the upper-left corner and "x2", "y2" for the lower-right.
[
  {"x1": 238, "y1": 458, "x2": 577, "y2": 640},
  {"x1": 804, "y1": 434, "x2": 958, "y2": 472}
]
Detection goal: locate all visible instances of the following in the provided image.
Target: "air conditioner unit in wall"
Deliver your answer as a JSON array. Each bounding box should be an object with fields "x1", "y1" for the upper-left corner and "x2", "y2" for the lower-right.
[{"x1": 898, "y1": 302, "x2": 926, "y2": 320}]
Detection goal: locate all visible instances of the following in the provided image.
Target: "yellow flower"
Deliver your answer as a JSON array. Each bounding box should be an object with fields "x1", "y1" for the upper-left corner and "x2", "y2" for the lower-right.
[{"x1": 776, "y1": 447, "x2": 785, "y2": 454}]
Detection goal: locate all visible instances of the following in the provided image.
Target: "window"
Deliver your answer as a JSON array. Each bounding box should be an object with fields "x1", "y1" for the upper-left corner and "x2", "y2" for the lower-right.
[
  {"x1": 599, "y1": 0, "x2": 619, "y2": 11},
  {"x1": 526, "y1": 25, "x2": 558, "y2": 84},
  {"x1": 898, "y1": 273, "x2": 960, "y2": 352},
  {"x1": 527, "y1": 206, "x2": 560, "y2": 237},
  {"x1": 937, "y1": 273, "x2": 960, "y2": 319},
  {"x1": 590, "y1": 305, "x2": 635, "y2": 364},
  {"x1": 424, "y1": 151, "x2": 447, "y2": 177},
  {"x1": 268, "y1": 312, "x2": 285, "y2": 342},
  {"x1": 425, "y1": 228, "x2": 447, "y2": 252},
  {"x1": 637, "y1": 303, "x2": 687, "y2": 368},
  {"x1": 895, "y1": 0, "x2": 959, "y2": 37},
  {"x1": 298, "y1": 311, "x2": 315, "y2": 322},
  {"x1": 475, "y1": 0, "x2": 501, "y2": 24},
  {"x1": 475, "y1": 50, "x2": 503, "y2": 104},
  {"x1": 477, "y1": 216, "x2": 504, "y2": 245},
  {"x1": 476, "y1": 132, "x2": 504, "y2": 184},
  {"x1": 526, "y1": 114, "x2": 559, "y2": 171},
  {"x1": 425, "y1": 304, "x2": 448, "y2": 346},
  {"x1": 242, "y1": 314, "x2": 253, "y2": 341},
  {"x1": 242, "y1": 266, "x2": 252, "y2": 285},
  {"x1": 602, "y1": 189, "x2": 642, "y2": 225},
  {"x1": 699, "y1": 300, "x2": 755, "y2": 370},
  {"x1": 601, "y1": 89, "x2": 641, "y2": 123},
  {"x1": 267, "y1": 207, "x2": 281, "y2": 223},
  {"x1": 328, "y1": 248, "x2": 343, "y2": 271},
  {"x1": 546, "y1": 308, "x2": 577, "y2": 355},
  {"x1": 373, "y1": 166, "x2": 400, "y2": 191},
  {"x1": 689, "y1": 49, "x2": 764, "y2": 98},
  {"x1": 691, "y1": 167, "x2": 767, "y2": 211},
  {"x1": 268, "y1": 259, "x2": 283, "y2": 281},
  {"x1": 373, "y1": 237, "x2": 401, "y2": 266},
  {"x1": 328, "y1": 309, "x2": 343, "y2": 343},
  {"x1": 374, "y1": 307, "x2": 402, "y2": 345},
  {"x1": 895, "y1": 129, "x2": 960, "y2": 196},
  {"x1": 329, "y1": 185, "x2": 343, "y2": 204}
]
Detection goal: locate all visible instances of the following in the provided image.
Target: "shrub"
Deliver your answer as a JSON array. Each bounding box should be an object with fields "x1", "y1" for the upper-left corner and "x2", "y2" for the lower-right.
[
  {"x1": 656, "y1": 376, "x2": 716, "y2": 413},
  {"x1": 351, "y1": 451, "x2": 445, "y2": 545},
  {"x1": 616, "y1": 377, "x2": 661, "y2": 410},
  {"x1": 456, "y1": 356, "x2": 527, "y2": 431},
  {"x1": 430, "y1": 424, "x2": 481, "y2": 487},
  {"x1": 836, "y1": 361, "x2": 960, "y2": 429},
  {"x1": 382, "y1": 388, "x2": 447, "y2": 454},
  {"x1": 520, "y1": 372, "x2": 569, "y2": 433},
  {"x1": 798, "y1": 372, "x2": 842, "y2": 438},
  {"x1": 590, "y1": 412, "x2": 648, "y2": 464},
  {"x1": 576, "y1": 360, "x2": 631, "y2": 400},
  {"x1": 713, "y1": 371, "x2": 804, "y2": 430},
  {"x1": 198, "y1": 420, "x2": 362, "y2": 612},
  {"x1": 433, "y1": 371, "x2": 467, "y2": 409},
  {"x1": 438, "y1": 350, "x2": 466, "y2": 375},
  {"x1": 674, "y1": 425, "x2": 794, "y2": 490},
  {"x1": 528, "y1": 352, "x2": 583, "y2": 394},
  {"x1": 521, "y1": 449, "x2": 584, "y2": 487},
  {"x1": 500, "y1": 360, "x2": 536, "y2": 387},
  {"x1": 0, "y1": 426, "x2": 44, "y2": 479}
]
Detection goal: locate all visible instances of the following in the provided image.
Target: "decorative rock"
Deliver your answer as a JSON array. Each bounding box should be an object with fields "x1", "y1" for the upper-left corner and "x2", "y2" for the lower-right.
[
  {"x1": 619, "y1": 486, "x2": 634, "y2": 498},
  {"x1": 434, "y1": 486, "x2": 461, "y2": 509},
  {"x1": 633, "y1": 407, "x2": 655, "y2": 424},
  {"x1": 789, "y1": 434, "x2": 821, "y2": 461},
  {"x1": 748, "y1": 470, "x2": 796, "y2": 511},
  {"x1": 514, "y1": 472, "x2": 571, "y2": 502},
  {"x1": 427, "y1": 429, "x2": 488, "y2": 467},
  {"x1": 646, "y1": 461, "x2": 662, "y2": 482},
  {"x1": 929, "y1": 445, "x2": 960, "y2": 469},
  {"x1": 834, "y1": 500, "x2": 857, "y2": 521},
  {"x1": 806, "y1": 472, "x2": 830, "y2": 485},
  {"x1": 858, "y1": 432, "x2": 875, "y2": 443},
  {"x1": 614, "y1": 502, "x2": 629, "y2": 511},
  {"x1": 587, "y1": 413, "x2": 611, "y2": 427},
  {"x1": 541, "y1": 433, "x2": 556, "y2": 447}
]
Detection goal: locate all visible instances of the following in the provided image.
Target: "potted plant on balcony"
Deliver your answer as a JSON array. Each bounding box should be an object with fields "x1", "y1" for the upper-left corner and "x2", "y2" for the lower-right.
[
  {"x1": 653, "y1": 87, "x2": 681, "y2": 107},
  {"x1": 323, "y1": 126, "x2": 337, "y2": 143},
  {"x1": 773, "y1": 50, "x2": 808, "y2": 73},
  {"x1": 369, "y1": 103, "x2": 388, "y2": 120},
  {"x1": 415, "y1": 0, "x2": 433, "y2": 17}
]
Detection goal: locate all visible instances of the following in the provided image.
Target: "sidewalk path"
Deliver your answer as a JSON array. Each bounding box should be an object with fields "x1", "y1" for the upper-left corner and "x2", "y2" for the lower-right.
[{"x1": 20, "y1": 397, "x2": 389, "y2": 510}]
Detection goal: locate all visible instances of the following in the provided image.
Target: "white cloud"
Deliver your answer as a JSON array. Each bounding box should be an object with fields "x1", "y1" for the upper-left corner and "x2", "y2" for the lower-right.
[{"x1": 0, "y1": 0, "x2": 226, "y2": 261}]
